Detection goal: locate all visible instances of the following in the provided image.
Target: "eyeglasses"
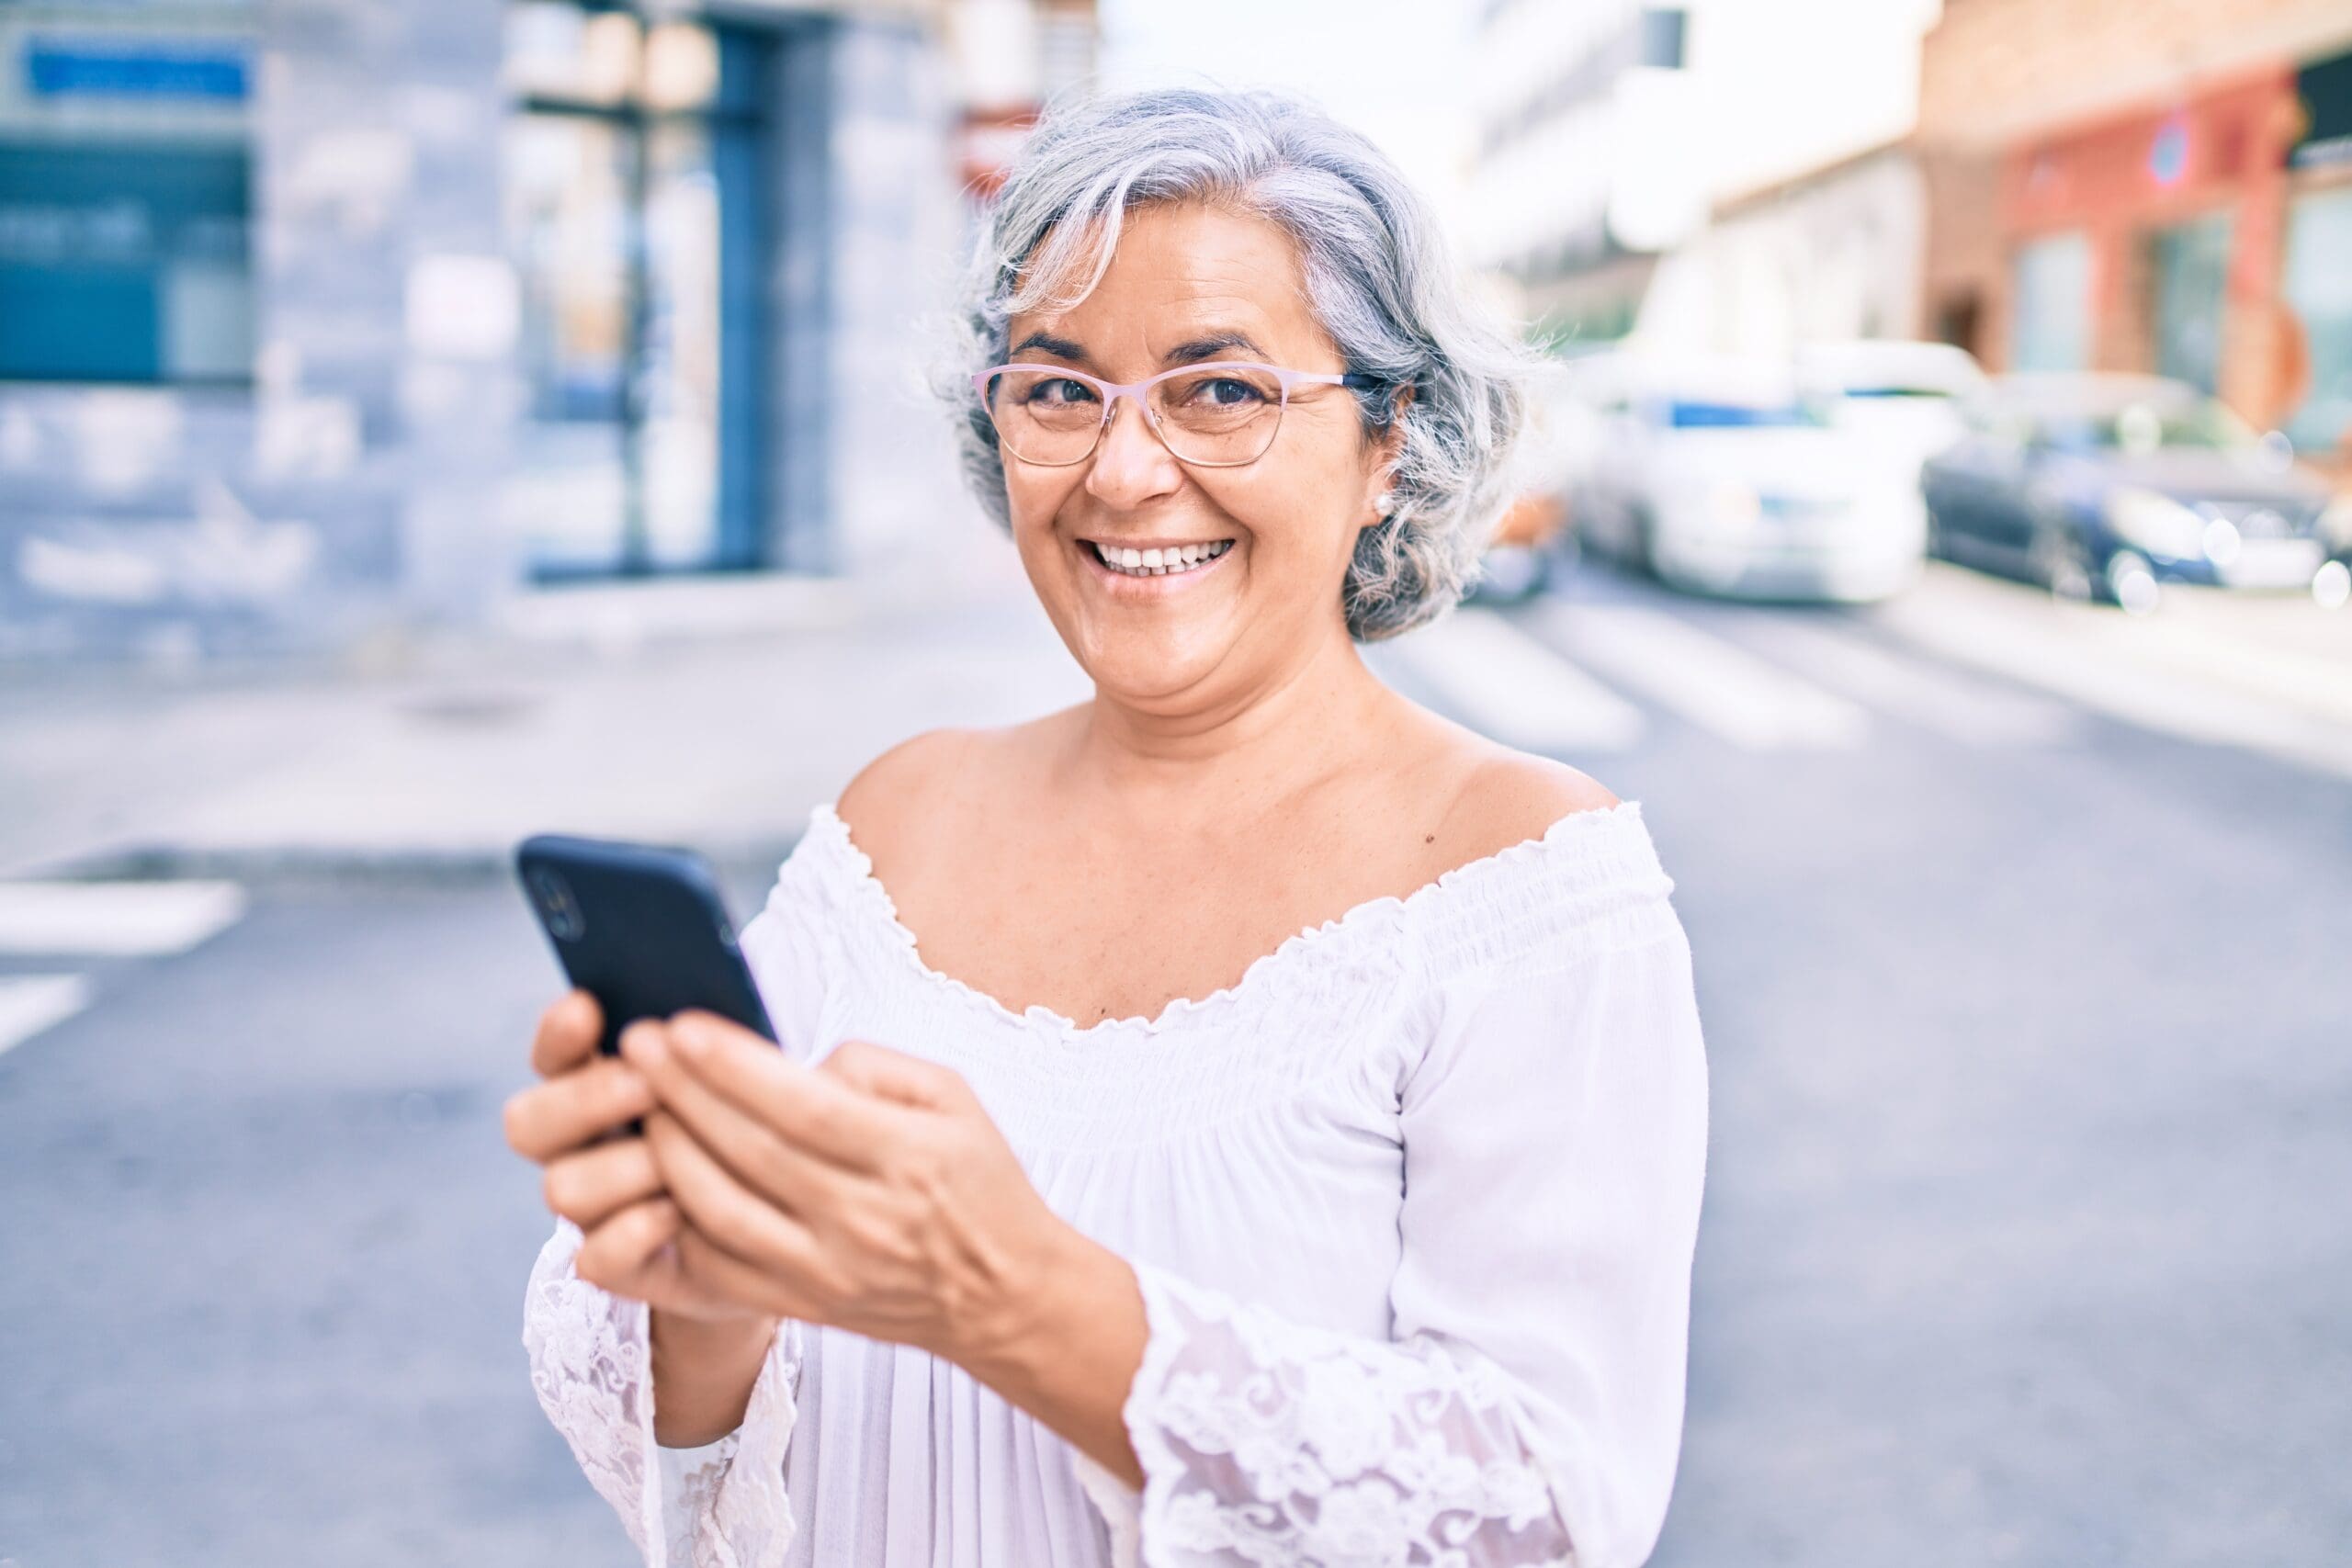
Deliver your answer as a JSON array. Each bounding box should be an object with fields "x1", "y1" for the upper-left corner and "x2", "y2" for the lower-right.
[{"x1": 971, "y1": 360, "x2": 1382, "y2": 468}]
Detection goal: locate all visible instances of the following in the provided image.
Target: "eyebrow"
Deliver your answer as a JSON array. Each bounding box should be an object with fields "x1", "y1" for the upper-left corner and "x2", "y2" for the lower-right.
[
  {"x1": 1005, "y1": 329, "x2": 1271, "y2": 370},
  {"x1": 1165, "y1": 332, "x2": 1267, "y2": 365},
  {"x1": 1010, "y1": 332, "x2": 1092, "y2": 366}
]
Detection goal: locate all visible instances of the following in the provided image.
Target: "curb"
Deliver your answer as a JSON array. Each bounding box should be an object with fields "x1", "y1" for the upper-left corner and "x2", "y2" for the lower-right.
[{"x1": 28, "y1": 834, "x2": 808, "y2": 892}]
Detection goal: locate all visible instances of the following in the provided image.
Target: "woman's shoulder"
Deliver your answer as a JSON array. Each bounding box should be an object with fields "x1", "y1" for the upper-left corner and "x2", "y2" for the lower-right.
[
  {"x1": 1427, "y1": 749, "x2": 1622, "y2": 870},
  {"x1": 834, "y1": 726, "x2": 988, "y2": 849},
  {"x1": 829, "y1": 719, "x2": 1054, "y2": 890},
  {"x1": 1387, "y1": 736, "x2": 1674, "y2": 979}
]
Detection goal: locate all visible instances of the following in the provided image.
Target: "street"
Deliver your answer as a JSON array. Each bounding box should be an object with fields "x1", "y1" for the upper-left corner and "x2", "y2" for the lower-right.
[{"x1": 3, "y1": 558, "x2": 2348, "y2": 1566}]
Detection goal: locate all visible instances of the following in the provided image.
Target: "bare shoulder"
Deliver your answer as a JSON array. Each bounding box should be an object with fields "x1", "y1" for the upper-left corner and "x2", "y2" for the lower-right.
[
  {"x1": 1433, "y1": 748, "x2": 1623, "y2": 866},
  {"x1": 834, "y1": 726, "x2": 985, "y2": 860},
  {"x1": 834, "y1": 712, "x2": 1069, "y2": 863}
]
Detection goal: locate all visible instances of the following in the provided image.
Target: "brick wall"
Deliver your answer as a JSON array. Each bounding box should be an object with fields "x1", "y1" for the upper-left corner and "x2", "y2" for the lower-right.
[
  {"x1": 1920, "y1": 0, "x2": 2352, "y2": 149},
  {"x1": 1916, "y1": 0, "x2": 2345, "y2": 428}
]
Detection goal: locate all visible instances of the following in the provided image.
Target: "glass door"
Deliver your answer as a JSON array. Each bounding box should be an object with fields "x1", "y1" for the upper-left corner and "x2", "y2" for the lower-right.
[
  {"x1": 2010, "y1": 231, "x2": 2091, "y2": 374},
  {"x1": 502, "y1": 6, "x2": 766, "y2": 577},
  {"x1": 2148, "y1": 211, "x2": 2232, "y2": 396}
]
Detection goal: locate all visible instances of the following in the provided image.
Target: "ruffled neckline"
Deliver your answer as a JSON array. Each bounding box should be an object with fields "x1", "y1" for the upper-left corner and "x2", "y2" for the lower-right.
[{"x1": 799, "y1": 796, "x2": 1653, "y2": 1043}]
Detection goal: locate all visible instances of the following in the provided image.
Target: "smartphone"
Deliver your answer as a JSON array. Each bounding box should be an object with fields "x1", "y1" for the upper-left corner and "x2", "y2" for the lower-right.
[{"x1": 515, "y1": 834, "x2": 778, "y2": 1066}]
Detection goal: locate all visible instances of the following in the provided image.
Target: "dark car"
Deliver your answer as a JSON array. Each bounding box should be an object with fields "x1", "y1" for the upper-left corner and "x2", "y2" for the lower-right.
[{"x1": 1921, "y1": 373, "x2": 2352, "y2": 612}]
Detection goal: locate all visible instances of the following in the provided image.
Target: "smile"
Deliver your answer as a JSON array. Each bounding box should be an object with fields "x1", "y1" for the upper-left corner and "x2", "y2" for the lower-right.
[{"x1": 1085, "y1": 539, "x2": 1235, "y2": 579}]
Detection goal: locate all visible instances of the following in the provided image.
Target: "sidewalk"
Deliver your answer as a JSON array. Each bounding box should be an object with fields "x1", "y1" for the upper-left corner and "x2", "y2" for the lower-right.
[{"x1": 0, "y1": 547, "x2": 1087, "y2": 882}]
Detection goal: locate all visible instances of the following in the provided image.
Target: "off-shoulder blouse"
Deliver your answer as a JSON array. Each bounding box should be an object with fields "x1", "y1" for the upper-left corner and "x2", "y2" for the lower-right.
[{"x1": 523, "y1": 796, "x2": 1710, "y2": 1568}]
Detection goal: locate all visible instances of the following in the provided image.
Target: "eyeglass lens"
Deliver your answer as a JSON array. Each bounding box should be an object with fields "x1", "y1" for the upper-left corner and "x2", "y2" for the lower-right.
[{"x1": 982, "y1": 366, "x2": 1288, "y2": 466}]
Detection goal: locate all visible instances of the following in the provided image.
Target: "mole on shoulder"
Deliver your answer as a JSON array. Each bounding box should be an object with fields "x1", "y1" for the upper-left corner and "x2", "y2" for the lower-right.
[{"x1": 1423, "y1": 833, "x2": 1435, "y2": 844}]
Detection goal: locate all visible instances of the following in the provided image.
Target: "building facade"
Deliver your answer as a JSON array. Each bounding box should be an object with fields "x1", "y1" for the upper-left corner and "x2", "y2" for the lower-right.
[
  {"x1": 0, "y1": 0, "x2": 1090, "y2": 662},
  {"x1": 1465, "y1": 0, "x2": 1945, "y2": 360},
  {"x1": 1464, "y1": 0, "x2": 1697, "y2": 348},
  {"x1": 1917, "y1": 0, "x2": 2352, "y2": 458}
]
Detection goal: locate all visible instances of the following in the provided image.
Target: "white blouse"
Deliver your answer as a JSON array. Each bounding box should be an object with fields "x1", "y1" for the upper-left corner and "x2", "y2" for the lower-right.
[{"x1": 523, "y1": 797, "x2": 1709, "y2": 1568}]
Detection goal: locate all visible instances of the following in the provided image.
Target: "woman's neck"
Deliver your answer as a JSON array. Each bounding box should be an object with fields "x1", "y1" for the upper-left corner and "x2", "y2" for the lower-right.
[{"x1": 1064, "y1": 629, "x2": 1402, "y2": 827}]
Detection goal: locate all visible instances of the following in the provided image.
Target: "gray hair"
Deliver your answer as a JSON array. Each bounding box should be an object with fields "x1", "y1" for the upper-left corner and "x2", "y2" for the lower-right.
[{"x1": 939, "y1": 86, "x2": 1534, "y2": 641}]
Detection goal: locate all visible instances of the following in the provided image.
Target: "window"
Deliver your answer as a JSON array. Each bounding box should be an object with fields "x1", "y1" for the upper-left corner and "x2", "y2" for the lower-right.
[
  {"x1": 2148, "y1": 212, "x2": 2232, "y2": 396},
  {"x1": 0, "y1": 141, "x2": 252, "y2": 383},
  {"x1": 2281, "y1": 185, "x2": 2352, "y2": 459},
  {"x1": 2010, "y1": 231, "x2": 2092, "y2": 374},
  {"x1": 0, "y1": 17, "x2": 255, "y2": 384}
]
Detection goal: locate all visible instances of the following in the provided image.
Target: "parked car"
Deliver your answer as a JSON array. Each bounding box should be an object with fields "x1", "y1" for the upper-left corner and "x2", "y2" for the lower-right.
[
  {"x1": 1564, "y1": 352, "x2": 1928, "y2": 603},
  {"x1": 1467, "y1": 491, "x2": 1568, "y2": 604},
  {"x1": 1797, "y1": 339, "x2": 1987, "y2": 481},
  {"x1": 1921, "y1": 373, "x2": 2352, "y2": 612},
  {"x1": 1467, "y1": 361, "x2": 1585, "y2": 604}
]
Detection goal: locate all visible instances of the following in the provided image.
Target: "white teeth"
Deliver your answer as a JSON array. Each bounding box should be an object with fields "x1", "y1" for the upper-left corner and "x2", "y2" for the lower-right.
[{"x1": 1094, "y1": 540, "x2": 1232, "y2": 578}]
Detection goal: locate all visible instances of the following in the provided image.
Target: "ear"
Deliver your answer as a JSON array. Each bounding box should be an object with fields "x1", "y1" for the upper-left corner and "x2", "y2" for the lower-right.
[{"x1": 1359, "y1": 385, "x2": 1416, "y2": 531}]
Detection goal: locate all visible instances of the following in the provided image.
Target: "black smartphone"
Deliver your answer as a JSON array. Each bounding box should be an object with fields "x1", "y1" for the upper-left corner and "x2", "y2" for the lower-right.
[{"x1": 515, "y1": 833, "x2": 779, "y2": 1065}]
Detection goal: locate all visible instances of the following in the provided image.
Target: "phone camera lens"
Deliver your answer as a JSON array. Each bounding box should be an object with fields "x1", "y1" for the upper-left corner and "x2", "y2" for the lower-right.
[{"x1": 531, "y1": 868, "x2": 585, "y2": 941}]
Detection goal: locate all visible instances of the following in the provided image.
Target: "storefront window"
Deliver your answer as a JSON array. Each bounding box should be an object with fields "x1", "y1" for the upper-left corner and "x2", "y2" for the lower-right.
[
  {"x1": 2010, "y1": 231, "x2": 2090, "y2": 373},
  {"x1": 2148, "y1": 211, "x2": 2231, "y2": 395},
  {"x1": 2281, "y1": 186, "x2": 2352, "y2": 461},
  {"x1": 501, "y1": 3, "x2": 764, "y2": 577},
  {"x1": 0, "y1": 13, "x2": 254, "y2": 384}
]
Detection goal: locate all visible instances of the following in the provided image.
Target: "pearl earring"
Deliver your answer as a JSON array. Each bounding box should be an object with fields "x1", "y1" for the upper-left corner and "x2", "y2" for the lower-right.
[{"x1": 1373, "y1": 488, "x2": 1396, "y2": 518}]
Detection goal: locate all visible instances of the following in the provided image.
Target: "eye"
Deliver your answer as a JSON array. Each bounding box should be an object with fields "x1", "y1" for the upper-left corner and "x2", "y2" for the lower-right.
[
  {"x1": 1023, "y1": 377, "x2": 1098, "y2": 407},
  {"x1": 1189, "y1": 377, "x2": 1267, "y2": 408}
]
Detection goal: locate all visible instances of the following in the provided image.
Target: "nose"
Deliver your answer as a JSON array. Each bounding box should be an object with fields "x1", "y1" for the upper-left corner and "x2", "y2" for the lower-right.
[{"x1": 1083, "y1": 390, "x2": 1182, "y2": 509}]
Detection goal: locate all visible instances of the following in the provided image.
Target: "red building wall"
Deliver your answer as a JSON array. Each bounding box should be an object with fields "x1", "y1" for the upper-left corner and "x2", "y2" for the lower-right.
[{"x1": 1998, "y1": 68, "x2": 2304, "y2": 419}]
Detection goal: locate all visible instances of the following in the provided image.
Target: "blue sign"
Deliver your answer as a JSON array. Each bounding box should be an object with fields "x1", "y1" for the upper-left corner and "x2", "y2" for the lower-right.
[
  {"x1": 25, "y1": 38, "x2": 250, "y2": 101},
  {"x1": 2149, "y1": 114, "x2": 2190, "y2": 187}
]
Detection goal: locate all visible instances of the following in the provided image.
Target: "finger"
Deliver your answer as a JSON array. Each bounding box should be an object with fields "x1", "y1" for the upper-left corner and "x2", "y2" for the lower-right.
[
  {"x1": 574, "y1": 1195, "x2": 682, "y2": 1289},
  {"x1": 503, "y1": 1055, "x2": 655, "y2": 1164},
  {"x1": 531, "y1": 989, "x2": 605, "y2": 1079},
  {"x1": 643, "y1": 1110, "x2": 830, "y2": 1284},
  {"x1": 623, "y1": 1027, "x2": 850, "y2": 1215},
  {"x1": 656, "y1": 1013, "x2": 910, "y2": 1174},
  {"x1": 673, "y1": 1222, "x2": 826, "y2": 1321},
  {"x1": 818, "y1": 1038, "x2": 969, "y2": 1111},
  {"x1": 542, "y1": 1134, "x2": 662, "y2": 1230}
]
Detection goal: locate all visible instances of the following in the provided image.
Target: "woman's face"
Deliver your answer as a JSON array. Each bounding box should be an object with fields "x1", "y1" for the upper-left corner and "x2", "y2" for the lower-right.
[{"x1": 998, "y1": 201, "x2": 1396, "y2": 706}]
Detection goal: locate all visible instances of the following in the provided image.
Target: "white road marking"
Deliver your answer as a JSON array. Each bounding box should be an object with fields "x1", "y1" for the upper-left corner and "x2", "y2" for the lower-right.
[
  {"x1": 1535, "y1": 601, "x2": 1871, "y2": 750},
  {"x1": 1380, "y1": 606, "x2": 1646, "y2": 753},
  {"x1": 0, "y1": 974, "x2": 93, "y2": 1057},
  {"x1": 1729, "y1": 613, "x2": 2081, "y2": 748},
  {"x1": 1874, "y1": 570, "x2": 2352, "y2": 782},
  {"x1": 0, "y1": 881, "x2": 248, "y2": 956}
]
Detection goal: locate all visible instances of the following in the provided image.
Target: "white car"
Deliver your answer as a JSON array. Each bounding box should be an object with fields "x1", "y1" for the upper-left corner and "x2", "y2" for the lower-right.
[
  {"x1": 1566, "y1": 353, "x2": 1928, "y2": 603},
  {"x1": 1797, "y1": 340, "x2": 1988, "y2": 482}
]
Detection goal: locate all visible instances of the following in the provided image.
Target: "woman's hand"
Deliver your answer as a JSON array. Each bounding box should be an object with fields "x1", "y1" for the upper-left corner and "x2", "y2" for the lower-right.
[
  {"x1": 501, "y1": 990, "x2": 773, "y2": 1325},
  {"x1": 616, "y1": 1012, "x2": 1079, "y2": 1367}
]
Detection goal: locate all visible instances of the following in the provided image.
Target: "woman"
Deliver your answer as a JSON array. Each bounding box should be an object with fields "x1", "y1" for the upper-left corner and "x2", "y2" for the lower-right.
[{"x1": 503, "y1": 87, "x2": 1708, "y2": 1568}]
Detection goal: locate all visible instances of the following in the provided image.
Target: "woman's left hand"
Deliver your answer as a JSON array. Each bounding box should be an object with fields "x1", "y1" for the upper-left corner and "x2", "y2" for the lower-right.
[{"x1": 616, "y1": 1011, "x2": 1077, "y2": 1368}]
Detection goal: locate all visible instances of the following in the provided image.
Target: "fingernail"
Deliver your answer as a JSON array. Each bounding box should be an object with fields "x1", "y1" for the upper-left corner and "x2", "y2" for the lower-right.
[
  {"x1": 620, "y1": 1025, "x2": 665, "y2": 1066},
  {"x1": 670, "y1": 1020, "x2": 707, "y2": 1058}
]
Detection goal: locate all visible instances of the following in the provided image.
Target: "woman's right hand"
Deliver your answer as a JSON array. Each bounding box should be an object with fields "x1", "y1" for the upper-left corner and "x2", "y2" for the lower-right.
[{"x1": 503, "y1": 989, "x2": 768, "y2": 1325}]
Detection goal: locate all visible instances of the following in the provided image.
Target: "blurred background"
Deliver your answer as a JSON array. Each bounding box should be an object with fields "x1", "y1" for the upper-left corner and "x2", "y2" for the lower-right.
[{"x1": 2, "y1": 0, "x2": 2347, "y2": 1563}]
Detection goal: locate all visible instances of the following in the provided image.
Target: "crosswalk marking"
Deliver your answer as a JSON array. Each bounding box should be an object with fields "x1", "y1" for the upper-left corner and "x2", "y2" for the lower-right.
[
  {"x1": 1873, "y1": 579, "x2": 2352, "y2": 783},
  {"x1": 0, "y1": 881, "x2": 247, "y2": 957},
  {"x1": 1726, "y1": 612, "x2": 2080, "y2": 749},
  {"x1": 2076, "y1": 609, "x2": 2352, "y2": 731},
  {"x1": 1533, "y1": 601, "x2": 1871, "y2": 750},
  {"x1": 1379, "y1": 606, "x2": 1646, "y2": 753},
  {"x1": 0, "y1": 975, "x2": 93, "y2": 1058}
]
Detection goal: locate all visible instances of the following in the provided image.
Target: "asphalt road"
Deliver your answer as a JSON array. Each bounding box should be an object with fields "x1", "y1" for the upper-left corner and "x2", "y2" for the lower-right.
[{"x1": 3, "y1": 559, "x2": 2346, "y2": 1566}]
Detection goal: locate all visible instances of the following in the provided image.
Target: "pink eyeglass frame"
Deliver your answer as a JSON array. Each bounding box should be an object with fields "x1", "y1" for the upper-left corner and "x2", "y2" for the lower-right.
[{"x1": 971, "y1": 360, "x2": 1383, "y2": 468}]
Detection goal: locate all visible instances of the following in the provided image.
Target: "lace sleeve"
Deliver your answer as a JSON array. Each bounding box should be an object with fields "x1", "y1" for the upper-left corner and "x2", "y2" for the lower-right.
[
  {"x1": 522, "y1": 1218, "x2": 807, "y2": 1568},
  {"x1": 1070, "y1": 927, "x2": 1711, "y2": 1568}
]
